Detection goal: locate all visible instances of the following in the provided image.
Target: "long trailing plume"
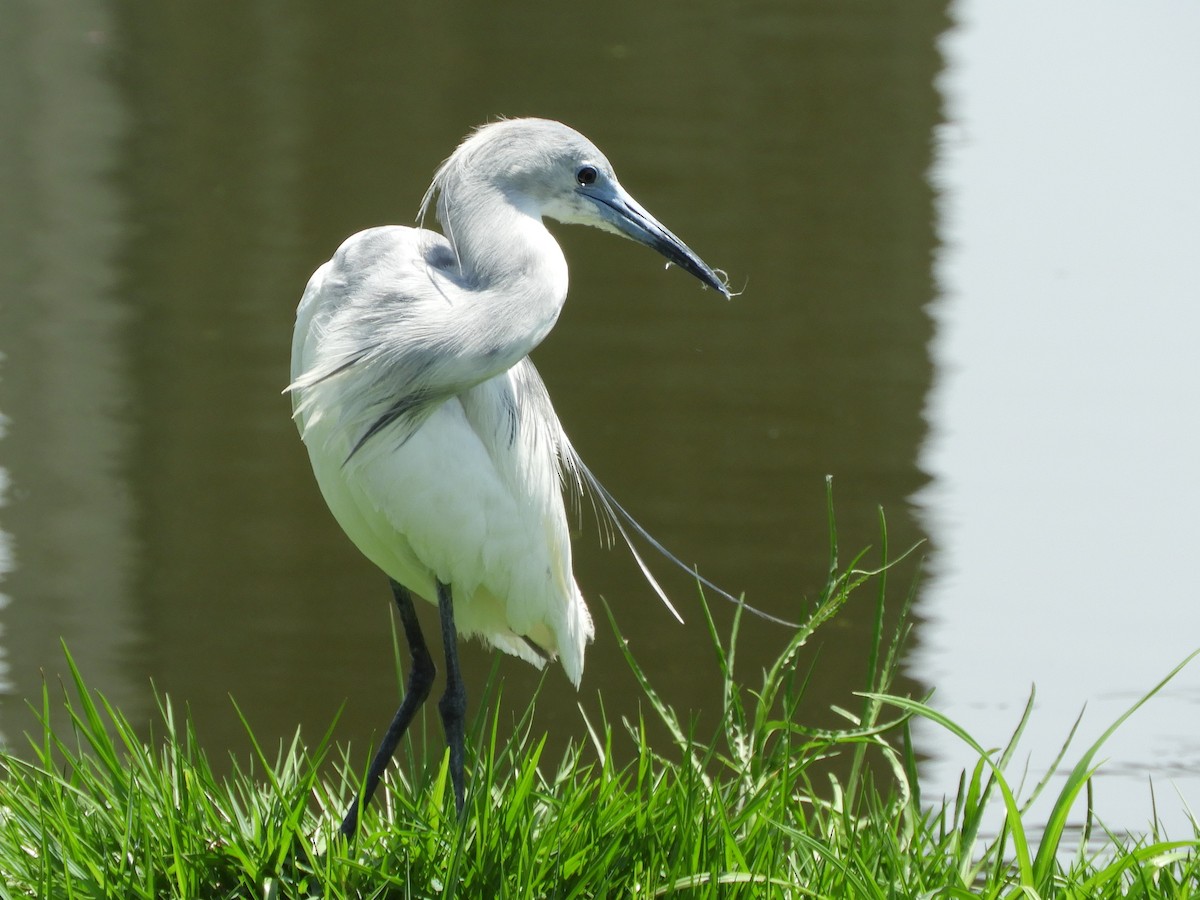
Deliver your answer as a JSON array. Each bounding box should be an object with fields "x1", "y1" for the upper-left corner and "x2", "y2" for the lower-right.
[{"x1": 555, "y1": 428, "x2": 798, "y2": 629}]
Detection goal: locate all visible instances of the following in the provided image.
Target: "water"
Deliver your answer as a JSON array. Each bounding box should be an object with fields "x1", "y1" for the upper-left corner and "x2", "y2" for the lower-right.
[
  {"x1": 916, "y1": 0, "x2": 1200, "y2": 841},
  {"x1": 1, "y1": 0, "x2": 1195, "y2": 841}
]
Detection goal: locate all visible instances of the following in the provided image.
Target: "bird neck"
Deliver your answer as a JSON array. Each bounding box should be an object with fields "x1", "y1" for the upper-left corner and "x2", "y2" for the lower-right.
[{"x1": 439, "y1": 185, "x2": 569, "y2": 357}]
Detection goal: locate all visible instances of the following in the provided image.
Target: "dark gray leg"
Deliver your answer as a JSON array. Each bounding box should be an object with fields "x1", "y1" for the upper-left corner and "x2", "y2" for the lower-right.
[
  {"x1": 340, "y1": 580, "x2": 436, "y2": 837},
  {"x1": 436, "y1": 580, "x2": 467, "y2": 814}
]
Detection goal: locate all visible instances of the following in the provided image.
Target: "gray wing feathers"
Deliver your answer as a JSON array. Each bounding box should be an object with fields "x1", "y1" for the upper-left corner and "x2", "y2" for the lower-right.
[{"x1": 289, "y1": 227, "x2": 501, "y2": 455}]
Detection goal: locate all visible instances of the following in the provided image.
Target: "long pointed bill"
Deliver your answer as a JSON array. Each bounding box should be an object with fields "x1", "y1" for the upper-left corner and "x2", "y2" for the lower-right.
[{"x1": 590, "y1": 187, "x2": 732, "y2": 299}]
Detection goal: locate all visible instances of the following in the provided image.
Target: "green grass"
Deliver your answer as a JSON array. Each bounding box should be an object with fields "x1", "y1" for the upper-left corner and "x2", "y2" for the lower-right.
[{"x1": 1, "y1": 488, "x2": 1197, "y2": 898}]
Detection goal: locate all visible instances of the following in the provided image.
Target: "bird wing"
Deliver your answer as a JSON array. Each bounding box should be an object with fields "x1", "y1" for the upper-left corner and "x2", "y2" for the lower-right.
[
  {"x1": 289, "y1": 225, "x2": 521, "y2": 459},
  {"x1": 454, "y1": 361, "x2": 594, "y2": 683}
]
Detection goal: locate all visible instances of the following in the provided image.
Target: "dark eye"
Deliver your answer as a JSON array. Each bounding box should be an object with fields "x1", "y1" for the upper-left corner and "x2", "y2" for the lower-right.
[{"x1": 575, "y1": 165, "x2": 598, "y2": 186}]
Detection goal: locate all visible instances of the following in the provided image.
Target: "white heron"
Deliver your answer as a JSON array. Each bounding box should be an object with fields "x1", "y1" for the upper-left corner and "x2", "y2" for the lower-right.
[{"x1": 288, "y1": 118, "x2": 765, "y2": 836}]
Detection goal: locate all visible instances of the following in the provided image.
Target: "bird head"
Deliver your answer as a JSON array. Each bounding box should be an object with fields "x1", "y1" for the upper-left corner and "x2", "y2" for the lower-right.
[{"x1": 424, "y1": 118, "x2": 733, "y2": 299}]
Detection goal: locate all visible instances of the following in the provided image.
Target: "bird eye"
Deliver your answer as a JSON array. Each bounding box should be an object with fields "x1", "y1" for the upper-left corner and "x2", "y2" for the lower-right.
[{"x1": 575, "y1": 165, "x2": 598, "y2": 186}]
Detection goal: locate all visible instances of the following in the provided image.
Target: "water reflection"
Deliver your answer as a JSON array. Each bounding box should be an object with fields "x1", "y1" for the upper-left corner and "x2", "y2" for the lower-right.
[
  {"x1": 0, "y1": 412, "x2": 12, "y2": 698},
  {"x1": 916, "y1": 0, "x2": 1200, "y2": 839},
  {"x1": 0, "y1": 0, "x2": 142, "y2": 744}
]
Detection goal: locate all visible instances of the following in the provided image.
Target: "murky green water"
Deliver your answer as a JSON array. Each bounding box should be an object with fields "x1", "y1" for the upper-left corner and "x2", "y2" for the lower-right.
[{"x1": 3, "y1": 0, "x2": 1195, "y2": 837}]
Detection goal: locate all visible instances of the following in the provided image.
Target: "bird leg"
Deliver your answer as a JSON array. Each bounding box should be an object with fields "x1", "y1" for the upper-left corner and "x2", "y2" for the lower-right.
[
  {"x1": 340, "y1": 580, "x2": 435, "y2": 837},
  {"x1": 436, "y1": 580, "x2": 468, "y2": 814}
]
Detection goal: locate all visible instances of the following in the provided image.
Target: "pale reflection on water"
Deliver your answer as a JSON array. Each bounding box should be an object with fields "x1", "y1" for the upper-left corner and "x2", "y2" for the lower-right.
[
  {"x1": 0, "y1": 416, "x2": 12, "y2": 698},
  {"x1": 0, "y1": 0, "x2": 141, "y2": 744},
  {"x1": 917, "y1": 0, "x2": 1200, "y2": 839}
]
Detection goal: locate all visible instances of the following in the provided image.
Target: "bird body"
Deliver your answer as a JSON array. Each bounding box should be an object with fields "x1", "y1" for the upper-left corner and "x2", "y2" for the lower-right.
[
  {"x1": 288, "y1": 118, "x2": 732, "y2": 831},
  {"x1": 292, "y1": 233, "x2": 591, "y2": 679}
]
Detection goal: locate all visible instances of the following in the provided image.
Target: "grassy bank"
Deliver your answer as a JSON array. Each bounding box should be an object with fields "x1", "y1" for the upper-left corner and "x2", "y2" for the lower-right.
[{"x1": 1, "y1": 499, "x2": 1197, "y2": 897}]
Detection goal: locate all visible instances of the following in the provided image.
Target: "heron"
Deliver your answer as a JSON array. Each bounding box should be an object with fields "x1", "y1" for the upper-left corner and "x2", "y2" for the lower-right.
[{"x1": 288, "y1": 118, "x2": 750, "y2": 836}]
